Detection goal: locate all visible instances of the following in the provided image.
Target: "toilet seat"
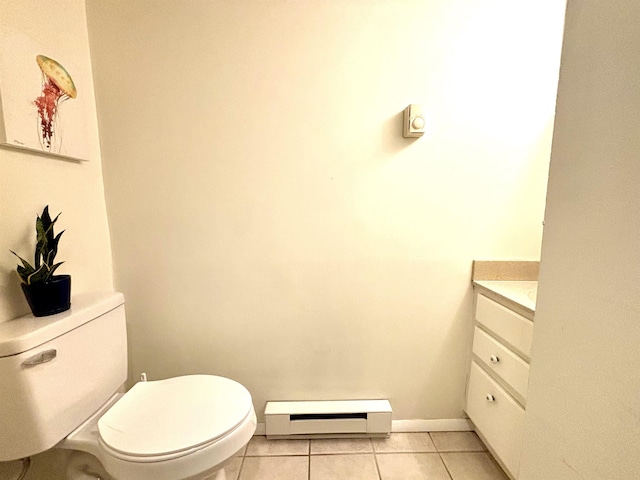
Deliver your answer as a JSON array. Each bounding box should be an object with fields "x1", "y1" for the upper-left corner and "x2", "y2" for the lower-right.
[{"x1": 98, "y1": 375, "x2": 253, "y2": 461}]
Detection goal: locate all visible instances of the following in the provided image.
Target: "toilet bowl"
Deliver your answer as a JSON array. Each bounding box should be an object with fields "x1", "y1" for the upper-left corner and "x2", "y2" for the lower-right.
[
  {"x1": 62, "y1": 375, "x2": 257, "y2": 480},
  {"x1": 0, "y1": 292, "x2": 256, "y2": 480}
]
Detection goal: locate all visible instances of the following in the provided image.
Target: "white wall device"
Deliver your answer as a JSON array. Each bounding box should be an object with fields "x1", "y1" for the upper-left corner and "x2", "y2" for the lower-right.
[
  {"x1": 403, "y1": 104, "x2": 426, "y2": 138},
  {"x1": 265, "y1": 399, "x2": 392, "y2": 438}
]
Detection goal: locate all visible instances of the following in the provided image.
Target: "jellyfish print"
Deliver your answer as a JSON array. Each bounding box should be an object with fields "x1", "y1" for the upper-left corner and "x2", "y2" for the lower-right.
[{"x1": 33, "y1": 55, "x2": 77, "y2": 152}]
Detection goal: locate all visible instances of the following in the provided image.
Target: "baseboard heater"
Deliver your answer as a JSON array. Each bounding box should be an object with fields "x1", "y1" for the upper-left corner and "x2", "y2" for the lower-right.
[{"x1": 264, "y1": 400, "x2": 392, "y2": 439}]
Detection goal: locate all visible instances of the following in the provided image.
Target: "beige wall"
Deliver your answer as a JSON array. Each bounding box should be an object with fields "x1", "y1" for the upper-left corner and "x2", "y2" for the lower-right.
[
  {"x1": 0, "y1": 0, "x2": 113, "y2": 321},
  {"x1": 0, "y1": 1, "x2": 112, "y2": 477},
  {"x1": 85, "y1": 0, "x2": 565, "y2": 422},
  {"x1": 520, "y1": 0, "x2": 640, "y2": 478}
]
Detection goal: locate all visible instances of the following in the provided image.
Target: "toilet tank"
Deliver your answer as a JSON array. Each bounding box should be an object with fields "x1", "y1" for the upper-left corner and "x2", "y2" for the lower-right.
[{"x1": 0, "y1": 292, "x2": 128, "y2": 461}]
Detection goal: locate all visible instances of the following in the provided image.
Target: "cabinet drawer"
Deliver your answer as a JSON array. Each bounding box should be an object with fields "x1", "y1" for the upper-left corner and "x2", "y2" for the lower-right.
[
  {"x1": 475, "y1": 294, "x2": 533, "y2": 358},
  {"x1": 472, "y1": 327, "x2": 530, "y2": 403},
  {"x1": 466, "y1": 361, "x2": 525, "y2": 479}
]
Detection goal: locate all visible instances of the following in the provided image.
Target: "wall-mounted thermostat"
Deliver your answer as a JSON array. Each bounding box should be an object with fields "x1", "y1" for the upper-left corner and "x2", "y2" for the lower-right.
[{"x1": 403, "y1": 104, "x2": 425, "y2": 138}]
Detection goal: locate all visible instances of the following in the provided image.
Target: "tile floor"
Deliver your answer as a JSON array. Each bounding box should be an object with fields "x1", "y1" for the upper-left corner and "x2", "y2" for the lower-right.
[{"x1": 221, "y1": 432, "x2": 509, "y2": 480}]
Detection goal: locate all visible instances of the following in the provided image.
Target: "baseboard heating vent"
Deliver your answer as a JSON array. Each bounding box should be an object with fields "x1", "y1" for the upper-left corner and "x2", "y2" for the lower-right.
[{"x1": 265, "y1": 400, "x2": 392, "y2": 439}]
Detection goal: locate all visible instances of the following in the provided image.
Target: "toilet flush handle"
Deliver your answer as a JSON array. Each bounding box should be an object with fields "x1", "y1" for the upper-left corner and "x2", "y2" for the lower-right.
[{"x1": 22, "y1": 349, "x2": 57, "y2": 366}]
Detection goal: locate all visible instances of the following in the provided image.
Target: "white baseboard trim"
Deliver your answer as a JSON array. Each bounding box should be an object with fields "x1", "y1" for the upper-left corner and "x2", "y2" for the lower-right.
[
  {"x1": 391, "y1": 418, "x2": 474, "y2": 432},
  {"x1": 254, "y1": 418, "x2": 473, "y2": 436}
]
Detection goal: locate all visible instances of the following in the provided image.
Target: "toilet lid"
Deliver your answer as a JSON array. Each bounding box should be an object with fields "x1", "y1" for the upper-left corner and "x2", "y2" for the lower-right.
[{"x1": 98, "y1": 375, "x2": 253, "y2": 458}]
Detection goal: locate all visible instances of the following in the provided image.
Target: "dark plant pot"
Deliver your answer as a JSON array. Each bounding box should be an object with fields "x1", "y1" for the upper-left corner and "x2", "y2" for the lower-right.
[{"x1": 21, "y1": 275, "x2": 71, "y2": 317}]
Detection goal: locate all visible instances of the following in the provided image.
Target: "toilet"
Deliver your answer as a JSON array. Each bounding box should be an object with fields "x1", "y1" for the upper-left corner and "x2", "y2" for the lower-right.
[{"x1": 0, "y1": 292, "x2": 256, "y2": 480}]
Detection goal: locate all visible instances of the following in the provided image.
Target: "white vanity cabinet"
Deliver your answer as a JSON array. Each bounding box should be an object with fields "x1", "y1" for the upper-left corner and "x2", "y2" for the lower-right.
[{"x1": 466, "y1": 289, "x2": 535, "y2": 480}]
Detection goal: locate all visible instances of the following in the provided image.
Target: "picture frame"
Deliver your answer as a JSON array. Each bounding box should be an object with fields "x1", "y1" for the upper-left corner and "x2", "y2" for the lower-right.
[{"x1": 0, "y1": 12, "x2": 91, "y2": 162}]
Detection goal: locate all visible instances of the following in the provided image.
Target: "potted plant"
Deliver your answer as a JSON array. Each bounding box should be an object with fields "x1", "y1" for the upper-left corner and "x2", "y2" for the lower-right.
[{"x1": 11, "y1": 206, "x2": 71, "y2": 317}]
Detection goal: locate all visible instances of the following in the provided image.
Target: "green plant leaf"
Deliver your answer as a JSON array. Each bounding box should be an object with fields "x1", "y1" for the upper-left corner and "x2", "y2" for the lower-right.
[
  {"x1": 45, "y1": 230, "x2": 64, "y2": 266},
  {"x1": 35, "y1": 217, "x2": 45, "y2": 269},
  {"x1": 11, "y1": 205, "x2": 65, "y2": 285},
  {"x1": 10, "y1": 250, "x2": 34, "y2": 270},
  {"x1": 45, "y1": 214, "x2": 60, "y2": 247},
  {"x1": 11, "y1": 250, "x2": 35, "y2": 283},
  {"x1": 48, "y1": 262, "x2": 64, "y2": 278},
  {"x1": 40, "y1": 205, "x2": 52, "y2": 229},
  {"x1": 26, "y1": 264, "x2": 48, "y2": 285},
  {"x1": 16, "y1": 265, "x2": 32, "y2": 283}
]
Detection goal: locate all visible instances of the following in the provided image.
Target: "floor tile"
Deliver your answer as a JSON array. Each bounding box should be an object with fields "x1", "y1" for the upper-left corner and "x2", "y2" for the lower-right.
[
  {"x1": 376, "y1": 453, "x2": 451, "y2": 480},
  {"x1": 372, "y1": 433, "x2": 437, "y2": 453},
  {"x1": 430, "y1": 432, "x2": 485, "y2": 452},
  {"x1": 239, "y1": 456, "x2": 309, "y2": 480},
  {"x1": 246, "y1": 436, "x2": 309, "y2": 456},
  {"x1": 310, "y1": 454, "x2": 379, "y2": 480},
  {"x1": 310, "y1": 438, "x2": 373, "y2": 454},
  {"x1": 220, "y1": 456, "x2": 243, "y2": 480},
  {"x1": 440, "y1": 452, "x2": 508, "y2": 480}
]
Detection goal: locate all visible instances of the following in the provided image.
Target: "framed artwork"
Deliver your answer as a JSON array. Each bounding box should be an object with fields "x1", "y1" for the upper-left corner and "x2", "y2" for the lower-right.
[{"x1": 0, "y1": 9, "x2": 91, "y2": 162}]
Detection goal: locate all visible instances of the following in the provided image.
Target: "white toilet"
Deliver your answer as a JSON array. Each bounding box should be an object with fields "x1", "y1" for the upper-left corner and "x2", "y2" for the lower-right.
[{"x1": 0, "y1": 292, "x2": 256, "y2": 480}]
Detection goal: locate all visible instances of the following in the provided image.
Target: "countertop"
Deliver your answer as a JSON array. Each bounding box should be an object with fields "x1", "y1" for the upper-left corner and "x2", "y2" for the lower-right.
[{"x1": 473, "y1": 280, "x2": 537, "y2": 317}]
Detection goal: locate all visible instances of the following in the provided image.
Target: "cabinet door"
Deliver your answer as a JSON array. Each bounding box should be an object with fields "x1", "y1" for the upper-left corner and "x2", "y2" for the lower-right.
[{"x1": 466, "y1": 361, "x2": 525, "y2": 479}]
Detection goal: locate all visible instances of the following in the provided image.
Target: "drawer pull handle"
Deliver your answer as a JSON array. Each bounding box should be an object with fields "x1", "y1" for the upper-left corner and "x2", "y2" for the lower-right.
[
  {"x1": 22, "y1": 349, "x2": 57, "y2": 366},
  {"x1": 490, "y1": 355, "x2": 500, "y2": 364},
  {"x1": 486, "y1": 394, "x2": 496, "y2": 402}
]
